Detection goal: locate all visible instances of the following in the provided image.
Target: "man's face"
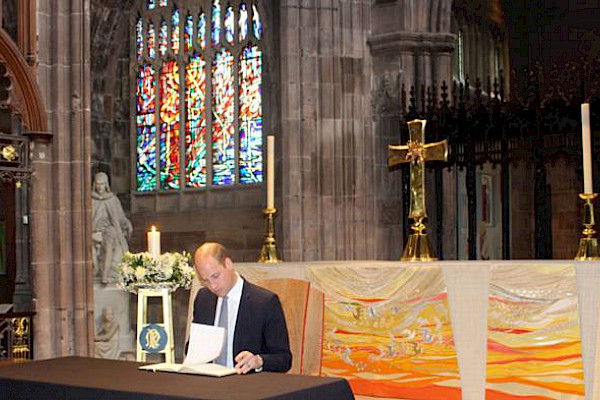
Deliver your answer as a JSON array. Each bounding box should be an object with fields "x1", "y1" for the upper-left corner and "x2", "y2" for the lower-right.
[{"x1": 195, "y1": 255, "x2": 237, "y2": 297}]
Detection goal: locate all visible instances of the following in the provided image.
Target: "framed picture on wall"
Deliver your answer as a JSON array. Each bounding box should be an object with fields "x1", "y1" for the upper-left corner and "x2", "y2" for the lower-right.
[{"x1": 481, "y1": 174, "x2": 493, "y2": 226}]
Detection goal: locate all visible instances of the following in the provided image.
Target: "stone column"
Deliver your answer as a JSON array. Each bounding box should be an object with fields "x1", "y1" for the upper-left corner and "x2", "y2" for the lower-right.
[
  {"x1": 33, "y1": 0, "x2": 93, "y2": 358},
  {"x1": 279, "y1": 0, "x2": 375, "y2": 261},
  {"x1": 368, "y1": 0, "x2": 455, "y2": 259},
  {"x1": 369, "y1": 31, "x2": 455, "y2": 100}
]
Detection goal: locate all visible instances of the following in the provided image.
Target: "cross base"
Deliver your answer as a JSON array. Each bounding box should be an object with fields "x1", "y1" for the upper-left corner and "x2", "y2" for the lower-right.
[
  {"x1": 575, "y1": 238, "x2": 600, "y2": 260},
  {"x1": 401, "y1": 218, "x2": 438, "y2": 261},
  {"x1": 402, "y1": 232, "x2": 438, "y2": 261}
]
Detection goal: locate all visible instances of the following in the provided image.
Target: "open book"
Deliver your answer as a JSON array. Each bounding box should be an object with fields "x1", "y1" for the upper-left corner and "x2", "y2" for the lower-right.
[
  {"x1": 139, "y1": 323, "x2": 237, "y2": 377},
  {"x1": 138, "y1": 361, "x2": 236, "y2": 377}
]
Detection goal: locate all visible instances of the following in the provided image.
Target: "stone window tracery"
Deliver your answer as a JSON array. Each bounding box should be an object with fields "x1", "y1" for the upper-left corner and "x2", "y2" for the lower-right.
[{"x1": 451, "y1": 10, "x2": 507, "y2": 95}]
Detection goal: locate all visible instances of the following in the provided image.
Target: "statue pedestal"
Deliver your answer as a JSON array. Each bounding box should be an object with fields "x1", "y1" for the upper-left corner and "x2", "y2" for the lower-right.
[{"x1": 93, "y1": 284, "x2": 135, "y2": 359}]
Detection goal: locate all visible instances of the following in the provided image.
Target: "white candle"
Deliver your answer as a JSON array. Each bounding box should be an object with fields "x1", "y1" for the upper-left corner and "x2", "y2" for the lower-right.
[
  {"x1": 147, "y1": 225, "x2": 161, "y2": 258},
  {"x1": 582, "y1": 103, "x2": 593, "y2": 194},
  {"x1": 267, "y1": 135, "x2": 275, "y2": 209}
]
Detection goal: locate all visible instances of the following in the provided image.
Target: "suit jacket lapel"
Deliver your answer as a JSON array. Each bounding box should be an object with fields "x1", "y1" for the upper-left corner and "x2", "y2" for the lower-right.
[{"x1": 198, "y1": 290, "x2": 218, "y2": 325}]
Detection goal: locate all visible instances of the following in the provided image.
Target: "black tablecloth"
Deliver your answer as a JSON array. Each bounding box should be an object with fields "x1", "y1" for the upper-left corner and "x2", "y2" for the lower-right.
[{"x1": 0, "y1": 356, "x2": 355, "y2": 400}]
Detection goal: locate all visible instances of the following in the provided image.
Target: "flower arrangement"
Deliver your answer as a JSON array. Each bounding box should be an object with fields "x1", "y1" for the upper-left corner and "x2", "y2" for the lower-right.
[{"x1": 116, "y1": 251, "x2": 195, "y2": 293}]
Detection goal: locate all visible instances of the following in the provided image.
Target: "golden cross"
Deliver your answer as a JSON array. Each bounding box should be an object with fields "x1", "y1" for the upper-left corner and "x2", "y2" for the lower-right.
[{"x1": 388, "y1": 119, "x2": 448, "y2": 260}]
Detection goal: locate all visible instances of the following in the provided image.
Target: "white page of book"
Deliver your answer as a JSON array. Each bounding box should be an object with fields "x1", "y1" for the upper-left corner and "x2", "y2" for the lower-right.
[{"x1": 183, "y1": 323, "x2": 225, "y2": 365}]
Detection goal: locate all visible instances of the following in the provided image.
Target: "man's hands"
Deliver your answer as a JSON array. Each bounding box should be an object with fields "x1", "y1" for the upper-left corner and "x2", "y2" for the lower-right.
[{"x1": 234, "y1": 351, "x2": 263, "y2": 374}]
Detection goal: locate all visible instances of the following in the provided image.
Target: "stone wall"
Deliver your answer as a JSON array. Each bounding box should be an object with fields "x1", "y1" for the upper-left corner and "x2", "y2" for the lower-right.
[
  {"x1": 129, "y1": 188, "x2": 264, "y2": 262},
  {"x1": 279, "y1": 0, "x2": 377, "y2": 261},
  {"x1": 90, "y1": 0, "x2": 132, "y2": 209}
]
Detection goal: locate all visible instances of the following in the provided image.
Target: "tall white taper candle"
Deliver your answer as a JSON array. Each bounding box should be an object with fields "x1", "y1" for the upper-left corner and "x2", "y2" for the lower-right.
[
  {"x1": 582, "y1": 103, "x2": 593, "y2": 194},
  {"x1": 267, "y1": 135, "x2": 275, "y2": 209},
  {"x1": 147, "y1": 225, "x2": 161, "y2": 258}
]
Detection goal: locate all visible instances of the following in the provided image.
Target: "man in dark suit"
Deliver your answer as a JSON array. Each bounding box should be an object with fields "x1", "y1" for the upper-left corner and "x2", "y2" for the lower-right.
[{"x1": 192, "y1": 242, "x2": 292, "y2": 374}]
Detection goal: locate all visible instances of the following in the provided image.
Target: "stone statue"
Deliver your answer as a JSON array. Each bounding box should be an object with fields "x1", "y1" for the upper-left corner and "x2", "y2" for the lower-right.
[
  {"x1": 94, "y1": 307, "x2": 120, "y2": 359},
  {"x1": 92, "y1": 172, "x2": 132, "y2": 284}
]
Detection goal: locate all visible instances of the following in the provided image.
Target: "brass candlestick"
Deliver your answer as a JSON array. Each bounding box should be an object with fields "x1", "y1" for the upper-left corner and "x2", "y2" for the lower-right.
[
  {"x1": 574, "y1": 193, "x2": 600, "y2": 260},
  {"x1": 258, "y1": 207, "x2": 281, "y2": 263}
]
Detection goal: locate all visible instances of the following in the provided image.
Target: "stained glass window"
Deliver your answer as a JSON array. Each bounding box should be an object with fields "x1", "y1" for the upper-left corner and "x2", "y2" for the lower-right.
[
  {"x1": 212, "y1": 49, "x2": 235, "y2": 185},
  {"x1": 252, "y1": 4, "x2": 262, "y2": 40},
  {"x1": 211, "y1": 0, "x2": 221, "y2": 46},
  {"x1": 171, "y1": 7, "x2": 180, "y2": 55},
  {"x1": 239, "y1": 45, "x2": 262, "y2": 184},
  {"x1": 159, "y1": 18, "x2": 168, "y2": 56},
  {"x1": 148, "y1": 21, "x2": 156, "y2": 59},
  {"x1": 184, "y1": 14, "x2": 193, "y2": 53},
  {"x1": 159, "y1": 60, "x2": 180, "y2": 189},
  {"x1": 136, "y1": 65, "x2": 157, "y2": 191},
  {"x1": 186, "y1": 56, "x2": 207, "y2": 187},
  {"x1": 239, "y1": 3, "x2": 248, "y2": 41},
  {"x1": 136, "y1": 17, "x2": 144, "y2": 60},
  {"x1": 135, "y1": 0, "x2": 264, "y2": 192},
  {"x1": 198, "y1": 11, "x2": 206, "y2": 49},
  {"x1": 224, "y1": 5, "x2": 234, "y2": 44}
]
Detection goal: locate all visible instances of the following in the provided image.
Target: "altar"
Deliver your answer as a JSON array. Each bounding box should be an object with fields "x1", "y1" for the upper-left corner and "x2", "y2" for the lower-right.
[{"x1": 185, "y1": 260, "x2": 600, "y2": 400}]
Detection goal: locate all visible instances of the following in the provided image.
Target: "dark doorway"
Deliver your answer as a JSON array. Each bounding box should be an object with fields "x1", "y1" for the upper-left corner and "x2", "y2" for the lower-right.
[{"x1": 0, "y1": 179, "x2": 16, "y2": 304}]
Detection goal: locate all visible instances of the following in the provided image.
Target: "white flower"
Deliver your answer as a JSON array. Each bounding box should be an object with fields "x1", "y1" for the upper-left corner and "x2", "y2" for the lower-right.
[
  {"x1": 157, "y1": 265, "x2": 173, "y2": 281},
  {"x1": 123, "y1": 266, "x2": 135, "y2": 278},
  {"x1": 117, "y1": 250, "x2": 195, "y2": 293},
  {"x1": 134, "y1": 267, "x2": 147, "y2": 280}
]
